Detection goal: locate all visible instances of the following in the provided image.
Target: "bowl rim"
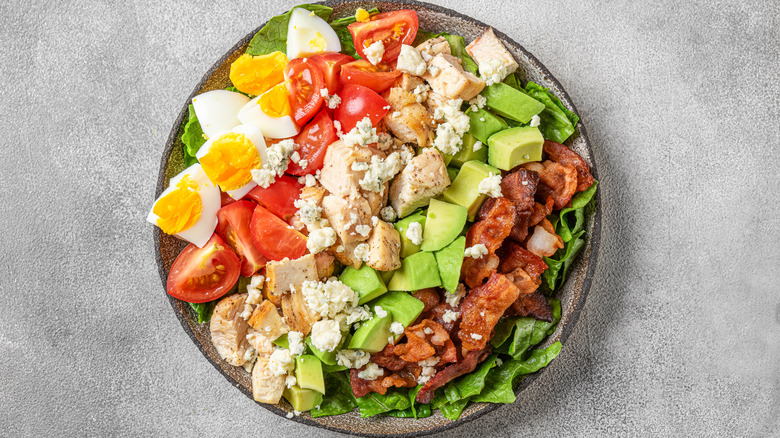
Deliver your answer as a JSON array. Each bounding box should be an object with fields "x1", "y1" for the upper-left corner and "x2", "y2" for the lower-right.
[{"x1": 153, "y1": 0, "x2": 601, "y2": 436}]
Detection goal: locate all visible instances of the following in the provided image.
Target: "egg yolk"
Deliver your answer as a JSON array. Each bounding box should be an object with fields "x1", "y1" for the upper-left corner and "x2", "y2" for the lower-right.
[
  {"x1": 259, "y1": 83, "x2": 292, "y2": 118},
  {"x1": 355, "y1": 8, "x2": 370, "y2": 22},
  {"x1": 199, "y1": 133, "x2": 262, "y2": 191},
  {"x1": 153, "y1": 175, "x2": 203, "y2": 235},
  {"x1": 229, "y1": 51, "x2": 288, "y2": 96},
  {"x1": 308, "y1": 32, "x2": 327, "y2": 52}
]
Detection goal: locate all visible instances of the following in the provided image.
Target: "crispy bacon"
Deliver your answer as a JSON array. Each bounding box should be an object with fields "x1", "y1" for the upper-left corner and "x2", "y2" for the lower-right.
[
  {"x1": 462, "y1": 198, "x2": 516, "y2": 288},
  {"x1": 529, "y1": 196, "x2": 554, "y2": 227},
  {"x1": 371, "y1": 343, "x2": 408, "y2": 371},
  {"x1": 426, "y1": 300, "x2": 460, "y2": 333},
  {"x1": 457, "y1": 273, "x2": 520, "y2": 351},
  {"x1": 498, "y1": 242, "x2": 548, "y2": 295},
  {"x1": 415, "y1": 346, "x2": 491, "y2": 404},
  {"x1": 523, "y1": 161, "x2": 578, "y2": 210},
  {"x1": 543, "y1": 140, "x2": 594, "y2": 192},
  {"x1": 393, "y1": 319, "x2": 457, "y2": 365},
  {"x1": 350, "y1": 367, "x2": 417, "y2": 398},
  {"x1": 413, "y1": 288, "x2": 441, "y2": 314},
  {"x1": 505, "y1": 290, "x2": 553, "y2": 322},
  {"x1": 502, "y1": 168, "x2": 538, "y2": 211}
]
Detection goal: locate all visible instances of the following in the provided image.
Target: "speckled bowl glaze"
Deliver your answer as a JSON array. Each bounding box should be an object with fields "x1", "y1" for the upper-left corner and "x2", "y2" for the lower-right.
[{"x1": 153, "y1": 0, "x2": 601, "y2": 435}]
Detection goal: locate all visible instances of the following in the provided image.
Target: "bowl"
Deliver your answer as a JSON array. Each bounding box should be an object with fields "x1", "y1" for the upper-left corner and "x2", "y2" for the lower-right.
[{"x1": 153, "y1": 1, "x2": 601, "y2": 435}]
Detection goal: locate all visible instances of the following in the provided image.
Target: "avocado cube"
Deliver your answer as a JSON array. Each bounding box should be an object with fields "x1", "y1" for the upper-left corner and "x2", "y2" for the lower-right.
[
  {"x1": 380, "y1": 269, "x2": 396, "y2": 284},
  {"x1": 448, "y1": 133, "x2": 489, "y2": 168},
  {"x1": 348, "y1": 314, "x2": 392, "y2": 353},
  {"x1": 421, "y1": 199, "x2": 467, "y2": 252},
  {"x1": 387, "y1": 251, "x2": 441, "y2": 291},
  {"x1": 394, "y1": 211, "x2": 427, "y2": 258},
  {"x1": 305, "y1": 335, "x2": 346, "y2": 366},
  {"x1": 272, "y1": 333, "x2": 289, "y2": 349},
  {"x1": 339, "y1": 264, "x2": 387, "y2": 305},
  {"x1": 434, "y1": 236, "x2": 466, "y2": 293},
  {"x1": 294, "y1": 355, "x2": 325, "y2": 394},
  {"x1": 487, "y1": 126, "x2": 544, "y2": 170},
  {"x1": 283, "y1": 385, "x2": 323, "y2": 412},
  {"x1": 370, "y1": 291, "x2": 425, "y2": 327},
  {"x1": 467, "y1": 108, "x2": 508, "y2": 144},
  {"x1": 483, "y1": 83, "x2": 545, "y2": 124},
  {"x1": 441, "y1": 160, "x2": 501, "y2": 221}
]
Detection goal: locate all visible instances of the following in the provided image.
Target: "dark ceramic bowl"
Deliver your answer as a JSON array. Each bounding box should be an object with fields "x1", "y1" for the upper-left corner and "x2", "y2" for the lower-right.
[{"x1": 153, "y1": 0, "x2": 601, "y2": 435}]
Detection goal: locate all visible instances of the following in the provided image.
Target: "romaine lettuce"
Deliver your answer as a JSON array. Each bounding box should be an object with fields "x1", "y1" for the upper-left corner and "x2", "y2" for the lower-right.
[
  {"x1": 311, "y1": 371, "x2": 357, "y2": 418},
  {"x1": 356, "y1": 387, "x2": 412, "y2": 418},
  {"x1": 441, "y1": 34, "x2": 479, "y2": 74},
  {"x1": 188, "y1": 301, "x2": 215, "y2": 324},
  {"x1": 181, "y1": 104, "x2": 205, "y2": 166},
  {"x1": 524, "y1": 81, "x2": 579, "y2": 143}
]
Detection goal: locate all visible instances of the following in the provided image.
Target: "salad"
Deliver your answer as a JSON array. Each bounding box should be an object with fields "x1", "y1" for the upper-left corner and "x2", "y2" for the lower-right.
[{"x1": 148, "y1": 4, "x2": 597, "y2": 421}]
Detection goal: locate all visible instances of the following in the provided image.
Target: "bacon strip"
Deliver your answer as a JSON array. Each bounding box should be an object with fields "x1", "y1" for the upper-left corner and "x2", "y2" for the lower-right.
[
  {"x1": 462, "y1": 198, "x2": 516, "y2": 288},
  {"x1": 350, "y1": 367, "x2": 417, "y2": 398},
  {"x1": 498, "y1": 242, "x2": 548, "y2": 295},
  {"x1": 415, "y1": 347, "x2": 490, "y2": 404},
  {"x1": 543, "y1": 140, "x2": 594, "y2": 192},
  {"x1": 457, "y1": 272, "x2": 520, "y2": 351},
  {"x1": 523, "y1": 161, "x2": 578, "y2": 210},
  {"x1": 393, "y1": 319, "x2": 457, "y2": 365},
  {"x1": 505, "y1": 290, "x2": 553, "y2": 322}
]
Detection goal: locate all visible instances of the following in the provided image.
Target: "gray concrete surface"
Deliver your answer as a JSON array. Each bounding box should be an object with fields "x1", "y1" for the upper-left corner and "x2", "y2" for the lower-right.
[{"x1": 1, "y1": 0, "x2": 778, "y2": 436}]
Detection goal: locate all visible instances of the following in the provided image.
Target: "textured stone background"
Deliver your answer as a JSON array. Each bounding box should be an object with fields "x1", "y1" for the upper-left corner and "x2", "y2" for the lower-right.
[{"x1": 1, "y1": 0, "x2": 778, "y2": 436}]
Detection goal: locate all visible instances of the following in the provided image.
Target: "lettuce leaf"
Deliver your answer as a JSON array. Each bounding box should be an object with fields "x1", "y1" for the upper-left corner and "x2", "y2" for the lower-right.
[
  {"x1": 387, "y1": 385, "x2": 432, "y2": 418},
  {"x1": 181, "y1": 104, "x2": 205, "y2": 166},
  {"x1": 413, "y1": 29, "x2": 439, "y2": 45},
  {"x1": 246, "y1": 5, "x2": 333, "y2": 56},
  {"x1": 523, "y1": 81, "x2": 579, "y2": 143},
  {"x1": 557, "y1": 181, "x2": 598, "y2": 242},
  {"x1": 472, "y1": 342, "x2": 562, "y2": 404},
  {"x1": 542, "y1": 230, "x2": 585, "y2": 291},
  {"x1": 439, "y1": 398, "x2": 470, "y2": 420},
  {"x1": 188, "y1": 301, "x2": 216, "y2": 324},
  {"x1": 441, "y1": 34, "x2": 478, "y2": 74},
  {"x1": 329, "y1": 8, "x2": 379, "y2": 59},
  {"x1": 356, "y1": 387, "x2": 411, "y2": 417},
  {"x1": 311, "y1": 371, "x2": 357, "y2": 418},
  {"x1": 492, "y1": 299, "x2": 562, "y2": 358}
]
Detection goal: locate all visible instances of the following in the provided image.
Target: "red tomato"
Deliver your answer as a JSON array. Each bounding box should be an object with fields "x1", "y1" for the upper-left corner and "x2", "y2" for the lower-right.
[
  {"x1": 246, "y1": 175, "x2": 303, "y2": 221},
  {"x1": 166, "y1": 234, "x2": 241, "y2": 303},
  {"x1": 285, "y1": 58, "x2": 325, "y2": 126},
  {"x1": 340, "y1": 60, "x2": 401, "y2": 93},
  {"x1": 250, "y1": 205, "x2": 308, "y2": 261},
  {"x1": 335, "y1": 84, "x2": 390, "y2": 133},
  {"x1": 348, "y1": 10, "x2": 418, "y2": 63},
  {"x1": 309, "y1": 52, "x2": 355, "y2": 95},
  {"x1": 215, "y1": 201, "x2": 268, "y2": 276},
  {"x1": 220, "y1": 191, "x2": 236, "y2": 207},
  {"x1": 287, "y1": 110, "x2": 337, "y2": 176}
]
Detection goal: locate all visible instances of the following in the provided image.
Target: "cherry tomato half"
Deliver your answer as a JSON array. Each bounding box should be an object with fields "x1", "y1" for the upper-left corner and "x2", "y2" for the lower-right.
[
  {"x1": 215, "y1": 201, "x2": 268, "y2": 277},
  {"x1": 250, "y1": 205, "x2": 308, "y2": 261},
  {"x1": 309, "y1": 52, "x2": 355, "y2": 95},
  {"x1": 286, "y1": 110, "x2": 337, "y2": 176},
  {"x1": 335, "y1": 84, "x2": 390, "y2": 133},
  {"x1": 340, "y1": 59, "x2": 401, "y2": 93},
  {"x1": 166, "y1": 233, "x2": 241, "y2": 303},
  {"x1": 245, "y1": 175, "x2": 303, "y2": 221},
  {"x1": 348, "y1": 10, "x2": 418, "y2": 63},
  {"x1": 285, "y1": 58, "x2": 325, "y2": 126}
]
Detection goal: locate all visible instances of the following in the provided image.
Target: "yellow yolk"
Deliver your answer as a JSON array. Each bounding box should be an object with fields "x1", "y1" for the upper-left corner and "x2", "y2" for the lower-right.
[
  {"x1": 153, "y1": 175, "x2": 203, "y2": 234},
  {"x1": 229, "y1": 51, "x2": 288, "y2": 96},
  {"x1": 308, "y1": 32, "x2": 327, "y2": 52},
  {"x1": 355, "y1": 8, "x2": 370, "y2": 22},
  {"x1": 199, "y1": 133, "x2": 262, "y2": 191},
  {"x1": 259, "y1": 83, "x2": 292, "y2": 118}
]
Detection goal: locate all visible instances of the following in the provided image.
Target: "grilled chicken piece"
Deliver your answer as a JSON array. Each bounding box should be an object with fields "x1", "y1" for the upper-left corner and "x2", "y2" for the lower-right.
[
  {"x1": 321, "y1": 194, "x2": 372, "y2": 246},
  {"x1": 210, "y1": 294, "x2": 252, "y2": 366},
  {"x1": 422, "y1": 53, "x2": 485, "y2": 101},
  {"x1": 389, "y1": 148, "x2": 451, "y2": 218},
  {"x1": 263, "y1": 254, "x2": 318, "y2": 306},
  {"x1": 365, "y1": 186, "x2": 389, "y2": 217},
  {"x1": 252, "y1": 357, "x2": 285, "y2": 404},
  {"x1": 319, "y1": 140, "x2": 372, "y2": 198},
  {"x1": 247, "y1": 300, "x2": 288, "y2": 341},
  {"x1": 465, "y1": 28, "x2": 519, "y2": 75},
  {"x1": 314, "y1": 251, "x2": 335, "y2": 279},
  {"x1": 422, "y1": 91, "x2": 448, "y2": 113},
  {"x1": 332, "y1": 239, "x2": 363, "y2": 270},
  {"x1": 416, "y1": 36, "x2": 451, "y2": 60},
  {"x1": 384, "y1": 104, "x2": 436, "y2": 147},
  {"x1": 365, "y1": 220, "x2": 402, "y2": 271},
  {"x1": 281, "y1": 283, "x2": 320, "y2": 336}
]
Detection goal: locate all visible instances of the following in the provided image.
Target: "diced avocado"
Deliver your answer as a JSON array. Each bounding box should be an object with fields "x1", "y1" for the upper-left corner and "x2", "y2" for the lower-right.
[
  {"x1": 483, "y1": 83, "x2": 545, "y2": 124},
  {"x1": 283, "y1": 385, "x2": 323, "y2": 412},
  {"x1": 387, "y1": 251, "x2": 441, "y2": 291},
  {"x1": 434, "y1": 236, "x2": 466, "y2": 293},
  {"x1": 370, "y1": 291, "x2": 425, "y2": 327},
  {"x1": 421, "y1": 199, "x2": 467, "y2": 252},
  {"x1": 487, "y1": 126, "x2": 544, "y2": 170},
  {"x1": 348, "y1": 314, "x2": 392, "y2": 353},
  {"x1": 322, "y1": 363, "x2": 348, "y2": 373},
  {"x1": 441, "y1": 160, "x2": 501, "y2": 221},
  {"x1": 305, "y1": 334, "x2": 347, "y2": 366},
  {"x1": 380, "y1": 269, "x2": 396, "y2": 284},
  {"x1": 294, "y1": 355, "x2": 325, "y2": 394},
  {"x1": 447, "y1": 166, "x2": 459, "y2": 181},
  {"x1": 467, "y1": 108, "x2": 509, "y2": 144},
  {"x1": 340, "y1": 264, "x2": 387, "y2": 305},
  {"x1": 449, "y1": 133, "x2": 489, "y2": 168},
  {"x1": 394, "y1": 211, "x2": 427, "y2": 258},
  {"x1": 272, "y1": 333, "x2": 289, "y2": 349}
]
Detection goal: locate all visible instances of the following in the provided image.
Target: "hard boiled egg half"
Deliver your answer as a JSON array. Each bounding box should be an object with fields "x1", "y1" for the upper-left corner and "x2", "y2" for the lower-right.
[
  {"x1": 196, "y1": 124, "x2": 268, "y2": 200},
  {"x1": 147, "y1": 163, "x2": 220, "y2": 248},
  {"x1": 238, "y1": 83, "x2": 299, "y2": 138},
  {"x1": 191, "y1": 90, "x2": 250, "y2": 139},
  {"x1": 286, "y1": 8, "x2": 341, "y2": 59}
]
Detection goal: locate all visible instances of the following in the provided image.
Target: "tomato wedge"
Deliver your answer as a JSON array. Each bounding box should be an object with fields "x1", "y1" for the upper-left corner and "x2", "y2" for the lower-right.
[
  {"x1": 215, "y1": 201, "x2": 268, "y2": 276},
  {"x1": 220, "y1": 191, "x2": 236, "y2": 207},
  {"x1": 285, "y1": 58, "x2": 325, "y2": 126},
  {"x1": 286, "y1": 110, "x2": 337, "y2": 176},
  {"x1": 250, "y1": 205, "x2": 308, "y2": 261},
  {"x1": 335, "y1": 84, "x2": 390, "y2": 133},
  {"x1": 309, "y1": 52, "x2": 355, "y2": 95},
  {"x1": 167, "y1": 233, "x2": 241, "y2": 303},
  {"x1": 245, "y1": 175, "x2": 303, "y2": 221},
  {"x1": 340, "y1": 60, "x2": 401, "y2": 93},
  {"x1": 348, "y1": 10, "x2": 418, "y2": 63}
]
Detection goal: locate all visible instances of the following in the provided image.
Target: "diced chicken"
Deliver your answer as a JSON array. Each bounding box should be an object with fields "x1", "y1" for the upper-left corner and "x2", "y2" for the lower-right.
[
  {"x1": 366, "y1": 220, "x2": 401, "y2": 271},
  {"x1": 364, "y1": 188, "x2": 388, "y2": 217},
  {"x1": 321, "y1": 194, "x2": 372, "y2": 246},
  {"x1": 384, "y1": 103, "x2": 436, "y2": 147},
  {"x1": 423, "y1": 91, "x2": 448, "y2": 113},
  {"x1": 281, "y1": 281, "x2": 321, "y2": 335},
  {"x1": 416, "y1": 36, "x2": 451, "y2": 61},
  {"x1": 466, "y1": 28, "x2": 519, "y2": 75},
  {"x1": 210, "y1": 294, "x2": 252, "y2": 366},
  {"x1": 263, "y1": 254, "x2": 318, "y2": 306},
  {"x1": 247, "y1": 300, "x2": 288, "y2": 341},
  {"x1": 314, "y1": 251, "x2": 335, "y2": 279},
  {"x1": 299, "y1": 185, "x2": 327, "y2": 205},
  {"x1": 389, "y1": 148, "x2": 451, "y2": 218},
  {"x1": 333, "y1": 239, "x2": 363, "y2": 270},
  {"x1": 422, "y1": 54, "x2": 485, "y2": 101},
  {"x1": 246, "y1": 329, "x2": 275, "y2": 357},
  {"x1": 319, "y1": 141, "x2": 373, "y2": 198},
  {"x1": 252, "y1": 357, "x2": 285, "y2": 404}
]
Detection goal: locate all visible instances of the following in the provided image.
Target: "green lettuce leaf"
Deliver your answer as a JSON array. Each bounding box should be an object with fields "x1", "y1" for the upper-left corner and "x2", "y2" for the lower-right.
[
  {"x1": 472, "y1": 342, "x2": 562, "y2": 404},
  {"x1": 523, "y1": 81, "x2": 579, "y2": 143},
  {"x1": 557, "y1": 181, "x2": 598, "y2": 242},
  {"x1": 181, "y1": 104, "x2": 206, "y2": 165},
  {"x1": 439, "y1": 398, "x2": 470, "y2": 420},
  {"x1": 387, "y1": 385, "x2": 432, "y2": 418},
  {"x1": 502, "y1": 73, "x2": 524, "y2": 91},
  {"x1": 413, "y1": 29, "x2": 440, "y2": 45},
  {"x1": 311, "y1": 371, "x2": 357, "y2": 417},
  {"x1": 246, "y1": 5, "x2": 333, "y2": 56},
  {"x1": 188, "y1": 301, "x2": 216, "y2": 324},
  {"x1": 492, "y1": 299, "x2": 562, "y2": 357},
  {"x1": 329, "y1": 8, "x2": 379, "y2": 59},
  {"x1": 542, "y1": 230, "x2": 585, "y2": 291},
  {"x1": 441, "y1": 34, "x2": 478, "y2": 74},
  {"x1": 356, "y1": 387, "x2": 411, "y2": 418},
  {"x1": 224, "y1": 85, "x2": 251, "y2": 97}
]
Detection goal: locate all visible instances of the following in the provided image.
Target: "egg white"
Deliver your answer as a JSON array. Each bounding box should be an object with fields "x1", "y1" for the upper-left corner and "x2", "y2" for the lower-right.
[
  {"x1": 286, "y1": 8, "x2": 341, "y2": 59},
  {"x1": 196, "y1": 124, "x2": 268, "y2": 200},
  {"x1": 192, "y1": 90, "x2": 250, "y2": 139},
  {"x1": 237, "y1": 92, "x2": 300, "y2": 139},
  {"x1": 147, "y1": 163, "x2": 220, "y2": 248}
]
